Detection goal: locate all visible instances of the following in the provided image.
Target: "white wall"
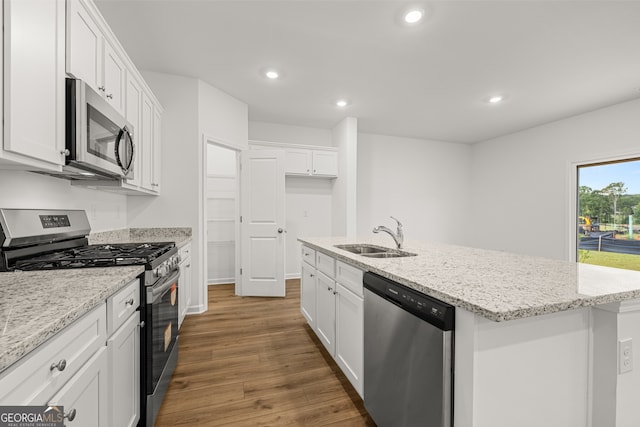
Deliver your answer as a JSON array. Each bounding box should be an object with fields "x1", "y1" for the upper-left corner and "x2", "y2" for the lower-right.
[
  {"x1": 469, "y1": 98, "x2": 640, "y2": 260},
  {"x1": 0, "y1": 170, "x2": 127, "y2": 231},
  {"x1": 249, "y1": 121, "x2": 332, "y2": 147},
  {"x1": 127, "y1": 71, "x2": 203, "y2": 310},
  {"x1": 357, "y1": 132, "x2": 472, "y2": 246},
  {"x1": 199, "y1": 81, "x2": 248, "y2": 150}
]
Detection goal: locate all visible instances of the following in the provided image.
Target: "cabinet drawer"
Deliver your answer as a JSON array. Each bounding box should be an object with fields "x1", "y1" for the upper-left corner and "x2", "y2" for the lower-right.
[
  {"x1": 107, "y1": 278, "x2": 140, "y2": 336},
  {"x1": 336, "y1": 261, "x2": 364, "y2": 298},
  {"x1": 316, "y1": 251, "x2": 336, "y2": 278},
  {"x1": 180, "y1": 242, "x2": 192, "y2": 261},
  {"x1": 0, "y1": 304, "x2": 107, "y2": 405},
  {"x1": 301, "y1": 245, "x2": 316, "y2": 267}
]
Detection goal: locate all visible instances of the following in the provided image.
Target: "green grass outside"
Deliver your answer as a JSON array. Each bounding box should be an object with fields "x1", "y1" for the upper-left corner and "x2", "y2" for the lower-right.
[{"x1": 579, "y1": 250, "x2": 640, "y2": 272}]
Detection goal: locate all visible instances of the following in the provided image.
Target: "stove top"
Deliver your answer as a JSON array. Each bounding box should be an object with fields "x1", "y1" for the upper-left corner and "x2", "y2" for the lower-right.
[{"x1": 11, "y1": 242, "x2": 176, "y2": 271}]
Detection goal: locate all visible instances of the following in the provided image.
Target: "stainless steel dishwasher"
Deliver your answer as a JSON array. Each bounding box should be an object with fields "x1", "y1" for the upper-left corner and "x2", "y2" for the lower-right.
[{"x1": 363, "y1": 272, "x2": 455, "y2": 427}]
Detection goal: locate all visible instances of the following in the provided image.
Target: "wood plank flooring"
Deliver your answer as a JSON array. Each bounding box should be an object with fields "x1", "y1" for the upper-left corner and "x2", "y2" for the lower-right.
[{"x1": 155, "y1": 280, "x2": 376, "y2": 426}]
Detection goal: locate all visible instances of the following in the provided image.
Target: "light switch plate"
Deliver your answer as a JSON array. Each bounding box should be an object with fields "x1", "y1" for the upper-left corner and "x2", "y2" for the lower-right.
[{"x1": 619, "y1": 338, "x2": 633, "y2": 374}]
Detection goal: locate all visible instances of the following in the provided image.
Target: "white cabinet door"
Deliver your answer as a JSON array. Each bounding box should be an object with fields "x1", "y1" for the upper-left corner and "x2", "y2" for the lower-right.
[
  {"x1": 103, "y1": 41, "x2": 126, "y2": 115},
  {"x1": 48, "y1": 346, "x2": 109, "y2": 427},
  {"x1": 152, "y1": 105, "x2": 162, "y2": 192},
  {"x1": 311, "y1": 151, "x2": 338, "y2": 177},
  {"x1": 300, "y1": 263, "x2": 317, "y2": 327},
  {"x1": 140, "y1": 92, "x2": 154, "y2": 191},
  {"x1": 285, "y1": 148, "x2": 311, "y2": 175},
  {"x1": 4, "y1": 0, "x2": 65, "y2": 166},
  {"x1": 315, "y1": 271, "x2": 336, "y2": 355},
  {"x1": 335, "y1": 283, "x2": 364, "y2": 397},
  {"x1": 125, "y1": 74, "x2": 142, "y2": 187},
  {"x1": 66, "y1": 0, "x2": 102, "y2": 92},
  {"x1": 240, "y1": 149, "x2": 286, "y2": 297},
  {"x1": 107, "y1": 313, "x2": 140, "y2": 427}
]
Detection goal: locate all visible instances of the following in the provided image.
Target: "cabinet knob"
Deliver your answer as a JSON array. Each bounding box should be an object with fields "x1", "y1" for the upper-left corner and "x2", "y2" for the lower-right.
[
  {"x1": 65, "y1": 408, "x2": 77, "y2": 421},
  {"x1": 106, "y1": 93, "x2": 113, "y2": 99},
  {"x1": 125, "y1": 298, "x2": 135, "y2": 306},
  {"x1": 327, "y1": 286, "x2": 332, "y2": 291},
  {"x1": 333, "y1": 290, "x2": 338, "y2": 295},
  {"x1": 60, "y1": 149, "x2": 70, "y2": 156},
  {"x1": 310, "y1": 273, "x2": 314, "y2": 277},
  {"x1": 98, "y1": 86, "x2": 105, "y2": 92},
  {"x1": 140, "y1": 321, "x2": 145, "y2": 328},
  {"x1": 50, "y1": 359, "x2": 67, "y2": 372},
  {"x1": 277, "y1": 228, "x2": 284, "y2": 234}
]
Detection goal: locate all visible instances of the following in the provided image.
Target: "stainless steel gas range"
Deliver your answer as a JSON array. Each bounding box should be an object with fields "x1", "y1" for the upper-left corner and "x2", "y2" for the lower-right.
[{"x1": 0, "y1": 208, "x2": 180, "y2": 427}]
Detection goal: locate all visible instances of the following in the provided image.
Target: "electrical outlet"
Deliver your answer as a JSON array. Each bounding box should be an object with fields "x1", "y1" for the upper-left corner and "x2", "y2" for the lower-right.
[{"x1": 619, "y1": 338, "x2": 633, "y2": 374}]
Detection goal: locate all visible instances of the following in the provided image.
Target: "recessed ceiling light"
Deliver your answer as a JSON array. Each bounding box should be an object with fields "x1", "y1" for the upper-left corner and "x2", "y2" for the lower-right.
[
  {"x1": 404, "y1": 9, "x2": 424, "y2": 24},
  {"x1": 335, "y1": 99, "x2": 349, "y2": 108},
  {"x1": 264, "y1": 69, "x2": 279, "y2": 80},
  {"x1": 488, "y1": 95, "x2": 503, "y2": 104}
]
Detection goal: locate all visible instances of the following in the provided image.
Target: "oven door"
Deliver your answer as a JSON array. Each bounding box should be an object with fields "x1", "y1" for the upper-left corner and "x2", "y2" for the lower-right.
[
  {"x1": 146, "y1": 268, "x2": 179, "y2": 393},
  {"x1": 66, "y1": 78, "x2": 135, "y2": 179}
]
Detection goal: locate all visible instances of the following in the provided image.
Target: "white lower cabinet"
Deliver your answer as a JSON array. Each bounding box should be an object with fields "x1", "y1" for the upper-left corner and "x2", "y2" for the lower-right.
[
  {"x1": 107, "y1": 312, "x2": 140, "y2": 427},
  {"x1": 300, "y1": 246, "x2": 364, "y2": 397},
  {"x1": 316, "y1": 271, "x2": 337, "y2": 355},
  {"x1": 178, "y1": 242, "x2": 192, "y2": 329},
  {"x1": 48, "y1": 346, "x2": 109, "y2": 426},
  {"x1": 0, "y1": 278, "x2": 140, "y2": 425},
  {"x1": 335, "y1": 283, "x2": 363, "y2": 394},
  {"x1": 300, "y1": 262, "x2": 317, "y2": 327}
]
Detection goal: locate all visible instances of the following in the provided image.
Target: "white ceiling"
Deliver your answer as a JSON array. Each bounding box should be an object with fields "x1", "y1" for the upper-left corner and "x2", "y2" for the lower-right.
[{"x1": 95, "y1": 0, "x2": 640, "y2": 144}]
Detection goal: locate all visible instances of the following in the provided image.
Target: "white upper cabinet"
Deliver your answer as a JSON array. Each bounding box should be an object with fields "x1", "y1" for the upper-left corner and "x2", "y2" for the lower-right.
[
  {"x1": 67, "y1": 0, "x2": 127, "y2": 116},
  {"x1": 2, "y1": 0, "x2": 66, "y2": 170},
  {"x1": 65, "y1": 0, "x2": 163, "y2": 195},
  {"x1": 102, "y1": 41, "x2": 127, "y2": 115},
  {"x1": 285, "y1": 148, "x2": 312, "y2": 175},
  {"x1": 311, "y1": 150, "x2": 338, "y2": 177},
  {"x1": 251, "y1": 141, "x2": 338, "y2": 178},
  {"x1": 125, "y1": 74, "x2": 142, "y2": 188},
  {"x1": 66, "y1": 0, "x2": 101, "y2": 90}
]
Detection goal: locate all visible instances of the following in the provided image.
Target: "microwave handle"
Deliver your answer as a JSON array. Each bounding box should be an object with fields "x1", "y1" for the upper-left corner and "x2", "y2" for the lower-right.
[{"x1": 114, "y1": 127, "x2": 134, "y2": 175}]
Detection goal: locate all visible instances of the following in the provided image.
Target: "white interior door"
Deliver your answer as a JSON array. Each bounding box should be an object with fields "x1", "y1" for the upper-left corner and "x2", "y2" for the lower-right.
[{"x1": 240, "y1": 149, "x2": 285, "y2": 297}]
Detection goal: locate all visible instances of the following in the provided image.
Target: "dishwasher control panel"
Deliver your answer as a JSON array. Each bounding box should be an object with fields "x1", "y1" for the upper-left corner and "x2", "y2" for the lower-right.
[{"x1": 364, "y1": 272, "x2": 455, "y2": 330}]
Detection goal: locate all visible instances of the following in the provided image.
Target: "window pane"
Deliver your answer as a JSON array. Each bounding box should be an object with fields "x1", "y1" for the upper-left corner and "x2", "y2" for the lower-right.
[{"x1": 577, "y1": 159, "x2": 640, "y2": 271}]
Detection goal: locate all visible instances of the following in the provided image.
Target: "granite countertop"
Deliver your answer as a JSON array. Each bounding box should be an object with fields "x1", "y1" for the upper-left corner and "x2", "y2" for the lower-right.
[
  {"x1": 299, "y1": 236, "x2": 640, "y2": 322},
  {"x1": 88, "y1": 227, "x2": 192, "y2": 248},
  {"x1": 0, "y1": 266, "x2": 144, "y2": 374}
]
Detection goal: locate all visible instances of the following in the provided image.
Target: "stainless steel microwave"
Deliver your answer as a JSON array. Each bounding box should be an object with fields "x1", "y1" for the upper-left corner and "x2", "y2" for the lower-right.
[{"x1": 62, "y1": 78, "x2": 135, "y2": 180}]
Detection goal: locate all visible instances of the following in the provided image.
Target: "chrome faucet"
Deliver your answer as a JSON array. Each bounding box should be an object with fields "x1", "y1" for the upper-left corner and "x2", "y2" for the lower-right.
[{"x1": 372, "y1": 216, "x2": 404, "y2": 249}]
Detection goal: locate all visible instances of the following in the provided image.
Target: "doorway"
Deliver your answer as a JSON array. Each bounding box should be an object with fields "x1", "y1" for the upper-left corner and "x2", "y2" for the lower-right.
[{"x1": 206, "y1": 142, "x2": 239, "y2": 286}]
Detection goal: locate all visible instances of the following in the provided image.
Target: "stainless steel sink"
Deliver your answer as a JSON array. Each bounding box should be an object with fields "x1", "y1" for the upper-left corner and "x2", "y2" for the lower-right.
[
  {"x1": 334, "y1": 244, "x2": 417, "y2": 258},
  {"x1": 360, "y1": 251, "x2": 417, "y2": 258},
  {"x1": 334, "y1": 244, "x2": 389, "y2": 254}
]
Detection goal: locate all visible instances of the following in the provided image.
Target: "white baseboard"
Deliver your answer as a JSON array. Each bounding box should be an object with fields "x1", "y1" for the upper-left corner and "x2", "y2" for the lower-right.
[{"x1": 208, "y1": 278, "x2": 235, "y2": 285}]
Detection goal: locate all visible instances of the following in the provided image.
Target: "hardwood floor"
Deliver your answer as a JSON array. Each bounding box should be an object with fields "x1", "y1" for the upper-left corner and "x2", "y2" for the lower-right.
[{"x1": 155, "y1": 280, "x2": 375, "y2": 426}]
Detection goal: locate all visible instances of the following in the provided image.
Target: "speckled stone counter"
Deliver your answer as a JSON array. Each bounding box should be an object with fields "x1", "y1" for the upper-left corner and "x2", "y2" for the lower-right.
[
  {"x1": 89, "y1": 227, "x2": 192, "y2": 248},
  {"x1": 0, "y1": 266, "x2": 144, "y2": 373},
  {"x1": 299, "y1": 236, "x2": 640, "y2": 322}
]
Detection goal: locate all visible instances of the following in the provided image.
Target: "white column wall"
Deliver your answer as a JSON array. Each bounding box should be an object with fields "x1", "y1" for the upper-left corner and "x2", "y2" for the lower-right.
[{"x1": 332, "y1": 117, "x2": 358, "y2": 237}]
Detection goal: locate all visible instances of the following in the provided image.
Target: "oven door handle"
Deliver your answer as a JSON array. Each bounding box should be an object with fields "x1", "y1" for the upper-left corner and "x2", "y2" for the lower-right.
[{"x1": 149, "y1": 269, "x2": 180, "y2": 304}]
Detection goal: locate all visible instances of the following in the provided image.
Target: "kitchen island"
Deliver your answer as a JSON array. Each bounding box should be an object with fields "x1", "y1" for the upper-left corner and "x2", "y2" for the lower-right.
[{"x1": 300, "y1": 236, "x2": 640, "y2": 427}]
